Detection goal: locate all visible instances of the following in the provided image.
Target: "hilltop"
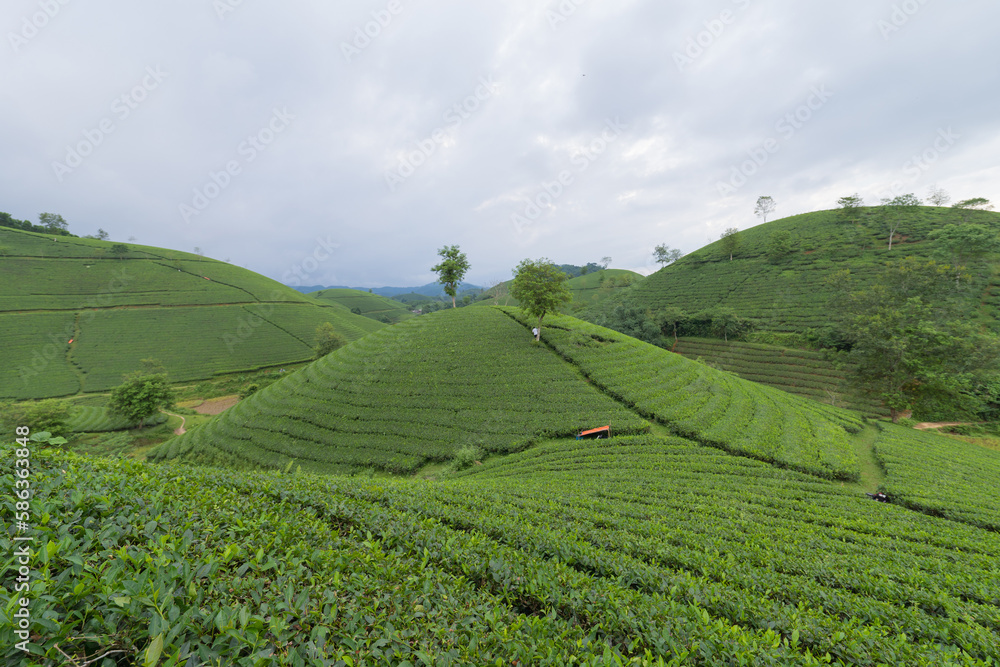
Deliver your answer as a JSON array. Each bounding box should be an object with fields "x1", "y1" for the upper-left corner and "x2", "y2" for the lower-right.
[
  {"x1": 306, "y1": 287, "x2": 415, "y2": 324},
  {"x1": 597, "y1": 206, "x2": 1000, "y2": 333},
  {"x1": 0, "y1": 227, "x2": 383, "y2": 399}
]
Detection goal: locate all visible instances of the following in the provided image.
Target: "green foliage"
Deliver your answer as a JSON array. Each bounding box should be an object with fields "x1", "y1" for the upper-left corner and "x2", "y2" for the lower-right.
[
  {"x1": 452, "y1": 443, "x2": 483, "y2": 470},
  {"x1": 313, "y1": 322, "x2": 348, "y2": 358},
  {"x1": 38, "y1": 212, "x2": 68, "y2": 232},
  {"x1": 720, "y1": 227, "x2": 740, "y2": 261},
  {"x1": 431, "y1": 245, "x2": 470, "y2": 308},
  {"x1": 511, "y1": 258, "x2": 572, "y2": 337},
  {"x1": 150, "y1": 308, "x2": 648, "y2": 475},
  {"x1": 766, "y1": 229, "x2": 794, "y2": 263},
  {"x1": 836, "y1": 193, "x2": 865, "y2": 223},
  {"x1": 506, "y1": 309, "x2": 864, "y2": 481},
  {"x1": 239, "y1": 383, "x2": 260, "y2": 399},
  {"x1": 652, "y1": 244, "x2": 683, "y2": 266},
  {"x1": 0, "y1": 399, "x2": 72, "y2": 437},
  {"x1": 6, "y1": 433, "x2": 1000, "y2": 664},
  {"x1": 67, "y1": 405, "x2": 166, "y2": 432},
  {"x1": 754, "y1": 195, "x2": 776, "y2": 222},
  {"x1": 108, "y1": 373, "x2": 174, "y2": 427}
]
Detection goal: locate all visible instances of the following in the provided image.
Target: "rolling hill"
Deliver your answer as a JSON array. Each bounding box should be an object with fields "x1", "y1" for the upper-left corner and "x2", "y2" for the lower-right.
[
  {"x1": 306, "y1": 287, "x2": 415, "y2": 323},
  {"x1": 8, "y1": 300, "x2": 1000, "y2": 663},
  {"x1": 0, "y1": 227, "x2": 384, "y2": 399},
  {"x1": 601, "y1": 206, "x2": 1000, "y2": 332},
  {"x1": 472, "y1": 268, "x2": 643, "y2": 310}
]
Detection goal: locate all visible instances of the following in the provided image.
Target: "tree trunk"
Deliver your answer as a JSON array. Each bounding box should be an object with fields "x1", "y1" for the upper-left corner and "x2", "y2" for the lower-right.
[
  {"x1": 451, "y1": 294, "x2": 456, "y2": 308},
  {"x1": 536, "y1": 315, "x2": 543, "y2": 341}
]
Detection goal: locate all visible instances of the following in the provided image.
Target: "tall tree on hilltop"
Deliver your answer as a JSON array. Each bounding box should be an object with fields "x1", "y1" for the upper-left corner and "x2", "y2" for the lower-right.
[
  {"x1": 511, "y1": 258, "x2": 572, "y2": 341},
  {"x1": 878, "y1": 193, "x2": 920, "y2": 250},
  {"x1": 926, "y1": 185, "x2": 951, "y2": 207},
  {"x1": 720, "y1": 227, "x2": 740, "y2": 261},
  {"x1": 431, "y1": 245, "x2": 470, "y2": 308},
  {"x1": 653, "y1": 244, "x2": 683, "y2": 266},
  {"x1": 754, "y1": 196, "x2": 776, "y2": 223},
  {"x1": 39, "y1": 212, "x2": 68, "y2": 232},
  {"x1": 836, "y1": 194, "x2": 865, "y2": 224}
]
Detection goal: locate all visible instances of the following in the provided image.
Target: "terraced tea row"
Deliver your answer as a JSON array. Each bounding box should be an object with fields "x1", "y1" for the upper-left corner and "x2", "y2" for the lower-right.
[
  {"x1": 673, "y1": 337, "x2": 885, "y2": 415},
  {"x1": 874, "y1": 423, "x2": 1000, "y2": 531},
  {"x1": 6, "y1": 436, "x2": 998, "y2": 665},
  {"x1": 150, "y1": 308, "x2": 649, "y2": 474},
  {"x1": 504, "y1": 309, "x2": 865, "y2": 480},
  {"x1": 0, "y1": 227, "x2": 383, "y2": 399}
]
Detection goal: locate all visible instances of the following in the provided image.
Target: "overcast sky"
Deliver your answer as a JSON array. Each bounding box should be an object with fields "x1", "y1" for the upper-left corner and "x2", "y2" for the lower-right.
[{"x1": 3, "y1": 1, "x2": 998, "y2": 287}]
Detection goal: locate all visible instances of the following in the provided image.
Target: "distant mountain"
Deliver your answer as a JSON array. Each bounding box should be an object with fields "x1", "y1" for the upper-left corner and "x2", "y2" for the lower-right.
[{"x1": 289, "y1": 282, "x2": 481, "y2": 299}]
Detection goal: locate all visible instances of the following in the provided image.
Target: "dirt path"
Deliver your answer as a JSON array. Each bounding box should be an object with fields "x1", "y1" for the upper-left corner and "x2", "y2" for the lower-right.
[
  {"x1": 161, "y1": 410, "x2": 187, "y2": 435},
  {"x1": 193, "y1": 395, "x2": 239, "y2": 415},
  {"x1": 913, "y1": 422, "x2": 970, "y2": 430}
]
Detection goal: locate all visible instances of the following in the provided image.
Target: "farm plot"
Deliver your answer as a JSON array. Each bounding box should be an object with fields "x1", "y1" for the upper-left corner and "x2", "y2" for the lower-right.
[
  {"x1": 8, "y1": 437, "x2": 999, "y2": 665},
  {"x1": 150, "y1": 308, "x2": 649, "y2": 474},
  {"x1": 673, "y1": 337, "x2": 885, "y2": 415},
  {"x1": 503, "y1": 309, "x2": 864, "y2": 480},
  {"x1": 874, "y1": 422, "x2": 1000, "y2": 531},
  {"x1": 66, "y1": 405, "x2": 166, "y2": 432},
  {"x1": 0, "y1": 312, "x2": 81, "y2": 398}
]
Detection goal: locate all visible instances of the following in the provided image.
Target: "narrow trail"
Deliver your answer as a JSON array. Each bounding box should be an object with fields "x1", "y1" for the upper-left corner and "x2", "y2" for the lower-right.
[
  {"x1": 847, "y1": 425, "x2": 885, "y2": 494},
  {"x1": 161, "y1": 410, "x2": 187, "y2": 435}
]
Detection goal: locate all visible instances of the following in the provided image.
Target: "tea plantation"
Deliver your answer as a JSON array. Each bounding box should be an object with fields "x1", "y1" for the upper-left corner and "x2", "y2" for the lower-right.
[
  {"x1": 0, "y1": 227, "x2": 383, "y2": 399},
  {"x1": 149, "y1": 308, "x2": 650, "y2": 474},
  {"x1": 4, "y1": 427, "x2": 1000, "y2": 665},
  {"x1": 307, "y1": 288, "x2": 415, "y2": 324}
]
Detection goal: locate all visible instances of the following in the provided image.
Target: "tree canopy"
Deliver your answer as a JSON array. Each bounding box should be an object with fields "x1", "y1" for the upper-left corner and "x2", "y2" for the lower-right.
[
  {"x1": 511, "y1": 258, "x2": 572, "y2": 340},
  {"x1": 431, "y1": 245, "x2": 470, "y2": 308},
  {"x1": 754, "y1": 196, "x2": 776, "y2": 223},
  {"x1": 314, "y1": 322, "x2": 348, "y2": 358},
  {"x1": 720, "y1": 227, "x2": 740, "y2": 261},
  {"x1": 108, "y1": 372, "x2": 174, "y2": 428},
  {"x1": 652, "y1": 244, "x2": 683, "y2": 266}
]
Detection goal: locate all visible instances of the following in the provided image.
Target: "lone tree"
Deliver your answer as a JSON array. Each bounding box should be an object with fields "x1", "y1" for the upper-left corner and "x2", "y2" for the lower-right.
[
  {"x1": 879, "y1": 193, "x2": 921, "y2": 250},
  {"x1": 511, "y1": 258, "x2": 572, "y2": 340},
  {"x1": 720, "y1": 227, "x2": 740, "y2": 261},
  {"x1": 836, "y1": 194, "x2": 865, "y2": 224},
  {"x1": 431, "y1": 245, "x2": 470, "y2": 308},
  {"x1": 926, "y1": 185, "x2": 951, "y2": 207},
  {"x1": 314, "y1": 322, "x2": 348, "y2": 358},
  {"x1": 754, "y1": 196, "x2": 776, "y2": 223},
  {"x1": 109, "y1": 243, "x2": 129, "y2": 259},
  {"x1": 39, "y1": 212, "x2": 68, "y2": 232},
  {"x1": 108, "y1": 372, "x2": 174, "y2": 428},
  {"x1": 652, "y1": 244, "x2": 683, "y2": 266}
]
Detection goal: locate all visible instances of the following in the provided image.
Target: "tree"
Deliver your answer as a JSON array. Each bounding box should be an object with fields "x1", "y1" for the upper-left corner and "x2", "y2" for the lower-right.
[
  {"x1": 600, "y1": 256, "x2": 612, "y2": 270},
  {"x1": 766, "y1": 230, "x2": 794, "y2": 263},
  {"x1": 720, "y1": 227, "x2": 740, "y2": 261},
  {"x1": 952, "y1": 197, "x2": 993, "y2": 211},
  {"x1": 109, "y1": 243, "x2": 129, "y2": 259},
  {"x1": 431, "y1": 245, "x2": 470, "y2": 308},
  {"x1": 511, "y1": 258, "x2": 572, "y2": 340},
  {"x1": 929, "y1": 223, "x2": 1000, "y2": 286},
  {"x1": 486, "y1": 279, "x2": 509, "y2": 306},
  {"x1": 2, "y1": 399, "x2": 71, "y2": 438},
  {"x1": 836, "y1": 194, "x2": 865, "y2": 224},
  {"x1": 39, "y1": 212, "x2": 68, "y2": 232},
  {"x1": 657, "y1": 306, "x2": 688, "y2": 351},
  {"x1": 314, "y1": 322, "x2": 348, "y2": 358},
  {"x1": 754, "y1": 196, "x2": 776, "y2": 223},
  {"x1": 653, "y1": 244, "x2": 683, "y2": 266},
  {"x1": 96, "y1": 228, "x2": 110, "y2": 241},
  {"x1": 108, "y1": 372, "x2": 174, "y2": 428},
  {"x1": 926, "y1": 185, "x2": 951, "y2": 207},
  {"x1": 828, "y1": 258, "x2": 1000, "y2": 422},
  {"x1": 878, "y1": 193, "x2": 920, "y2": 250}
]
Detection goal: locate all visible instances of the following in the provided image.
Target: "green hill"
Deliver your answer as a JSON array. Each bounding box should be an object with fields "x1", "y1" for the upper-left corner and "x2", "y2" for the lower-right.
[
  {"x1": 0, "y1": 227, "x2": 384, "y2": 399},
  {"x1": 472, "y1": 268, "x2": 643, "y2": 310},
  {"x1": 606, "y1": 206, "x2": 1000, "y2": 332},
  {"x1": 307, "y1": 287, "x2": 415, "y2": 323},
  {"x1": 149, "y1": 308, "x2": 650, "y2": 474}
]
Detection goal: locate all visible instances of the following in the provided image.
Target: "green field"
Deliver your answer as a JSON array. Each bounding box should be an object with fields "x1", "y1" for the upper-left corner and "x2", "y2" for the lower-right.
[
  {"x1": 0, "y1": 228, "x2": 384, "y2": 399},
  {"x1": 473, "y1": 268, "x2": 643, "y2": 311},
  {"x1": 150, "y1": 308, "x2": 650, "y2": 474},
  {"x1": 6, "y1": 426, "x2": 1000, "y2": 665},
  {"x1": 307, "y1": 288, "x2": 415, "y2": 323},
  {"x1": 672, "y1": 337, "x2": 886, "y2": 416}
]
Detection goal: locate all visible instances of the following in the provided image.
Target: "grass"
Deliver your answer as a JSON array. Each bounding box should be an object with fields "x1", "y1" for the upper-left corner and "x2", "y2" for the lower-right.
[
  {"x1": 0, "y1": 227, "x2": 384, "y2": 399},
  {"x1": 149, "y1": 308, "x2": 649, "y2": 474},
  {"x1": 307, "y1": 287, "x2": 415, "y2": 323}
]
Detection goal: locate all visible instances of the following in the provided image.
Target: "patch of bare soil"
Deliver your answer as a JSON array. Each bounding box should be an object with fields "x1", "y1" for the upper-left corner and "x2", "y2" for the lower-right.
[
  {"x1": 913, "y1": 422, "x2": 970, "y2": 430},
  {"x1": 193, "y1": 395, "x2": 240, "y2": 415}
]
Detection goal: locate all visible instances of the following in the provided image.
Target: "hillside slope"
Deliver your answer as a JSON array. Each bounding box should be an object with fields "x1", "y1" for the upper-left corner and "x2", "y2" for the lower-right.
[
  {"x1": 307, "y1": 287, "x2": 415, "y2": 323},
  {"x1": 8, "y1": 434, "x2": 1000, "y2": 665},
  {"x1": 149, "y1": 308, "x2": 650, "y2": 474},
  {"x1": 0, "y1": 227, "x2": 383, "y2": 399},
  {"x1": 604, "y1": 206, "x2": 1000, "y2": 332}
]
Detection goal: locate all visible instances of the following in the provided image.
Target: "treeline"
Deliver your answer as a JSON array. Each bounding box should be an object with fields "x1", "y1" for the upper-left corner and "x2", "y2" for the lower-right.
[{"x1": 0, "y1": 211, "x2": 76, "y2": 237}]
